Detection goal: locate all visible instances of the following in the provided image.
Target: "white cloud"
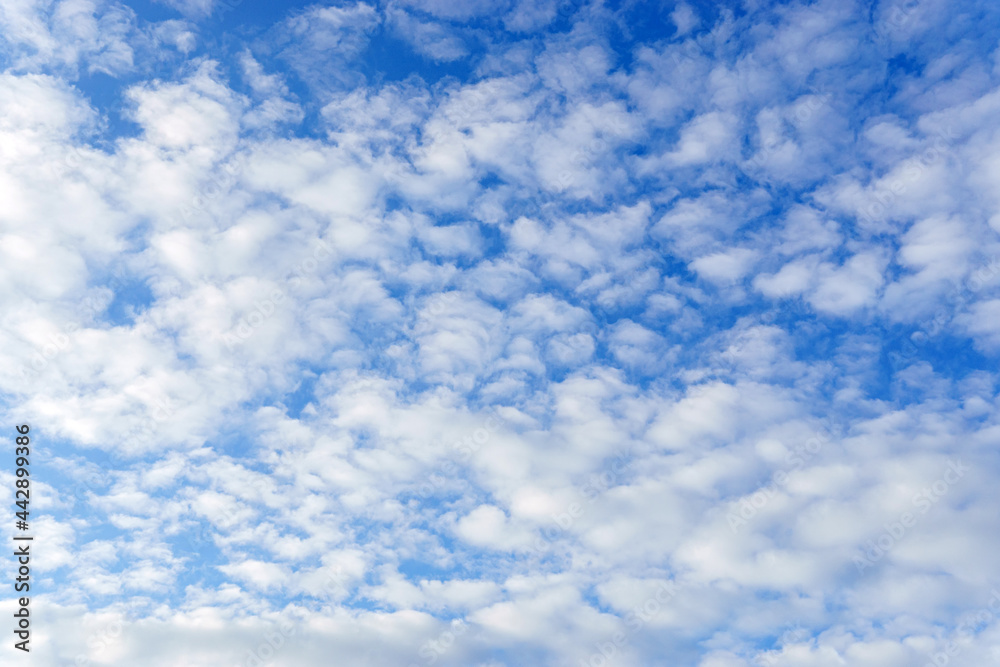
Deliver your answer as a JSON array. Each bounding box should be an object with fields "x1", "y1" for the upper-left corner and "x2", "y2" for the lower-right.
[
  {"x1": 387, "y1": 7, "x2": 468, "y2": 62},
  {"x1": 672, "y1": 3, "x2": 700, "y2": 35},
  {"x1": 689, "y1": 247, "x2": 758, "y2": 284},
  {"x1": 2, "y1": 1, "x2": 1000, "y2": 665}
]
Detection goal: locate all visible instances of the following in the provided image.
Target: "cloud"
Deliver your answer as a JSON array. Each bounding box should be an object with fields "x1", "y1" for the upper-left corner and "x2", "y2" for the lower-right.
[
  {"x1": 2, "y1": 0, "x2": 1000, "y2": 665},
  {"x1": 387, "y1": 7, "x2": 469, "y2": 62}
]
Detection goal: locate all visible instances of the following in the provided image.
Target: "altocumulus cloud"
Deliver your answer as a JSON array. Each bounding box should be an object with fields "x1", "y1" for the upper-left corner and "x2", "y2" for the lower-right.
[{"x1": 1, "y1": 0, "x2": 1000, "y2": 665}]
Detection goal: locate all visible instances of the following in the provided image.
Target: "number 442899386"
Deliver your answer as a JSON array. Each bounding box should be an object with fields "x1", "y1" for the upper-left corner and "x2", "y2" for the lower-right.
[{"x1": 14, "y1": 425, "x2": 29, "y2": 526}]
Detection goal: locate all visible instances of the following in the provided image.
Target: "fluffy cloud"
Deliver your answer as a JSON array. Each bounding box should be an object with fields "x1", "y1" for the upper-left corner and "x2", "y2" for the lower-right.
[{"x1": 2, "y1": 0, "x2": 1000, "y2": 666}]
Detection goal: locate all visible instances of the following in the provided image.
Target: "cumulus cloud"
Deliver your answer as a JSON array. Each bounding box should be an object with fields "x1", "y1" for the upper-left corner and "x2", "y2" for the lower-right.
[{"x1": 2, "y1": 1, "x2": 1000, "y2": 666}]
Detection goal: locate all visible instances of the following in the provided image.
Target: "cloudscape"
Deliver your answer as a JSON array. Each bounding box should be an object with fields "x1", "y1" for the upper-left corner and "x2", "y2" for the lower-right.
[{"x1": 2, "y1": 0, "x2": 1000, "y2": 665}]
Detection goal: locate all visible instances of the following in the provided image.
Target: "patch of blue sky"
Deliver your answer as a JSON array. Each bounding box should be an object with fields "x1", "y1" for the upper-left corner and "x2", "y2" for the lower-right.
[
  {"x1": 277, "y1": 370, "x2": 319, "y2": 418},
  {"x1": 398, "y1": 557, "x2": 452, "y2": 582},
  {"x1": 102, "y1": 279, "x2": 156, "y2": 327},
  {"x1": 359, "y1": 29, "x2": 473, "y2": 85}
]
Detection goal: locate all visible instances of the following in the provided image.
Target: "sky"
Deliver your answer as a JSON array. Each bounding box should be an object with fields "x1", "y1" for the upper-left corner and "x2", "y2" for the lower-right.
[{"x1": 1, "y1": 0, "x2": 1000, "y2": 665}]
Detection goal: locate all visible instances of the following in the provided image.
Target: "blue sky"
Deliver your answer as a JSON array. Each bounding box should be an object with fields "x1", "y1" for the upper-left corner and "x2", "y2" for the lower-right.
[{"x1": 2, "y1": 0, "x2": 1000, "y2": 665}]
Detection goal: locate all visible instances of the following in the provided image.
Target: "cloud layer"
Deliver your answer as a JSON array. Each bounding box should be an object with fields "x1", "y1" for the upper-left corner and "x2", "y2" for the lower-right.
[{"x1": 2, "y1": 0, "x2": 1000, "y2": 665}]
